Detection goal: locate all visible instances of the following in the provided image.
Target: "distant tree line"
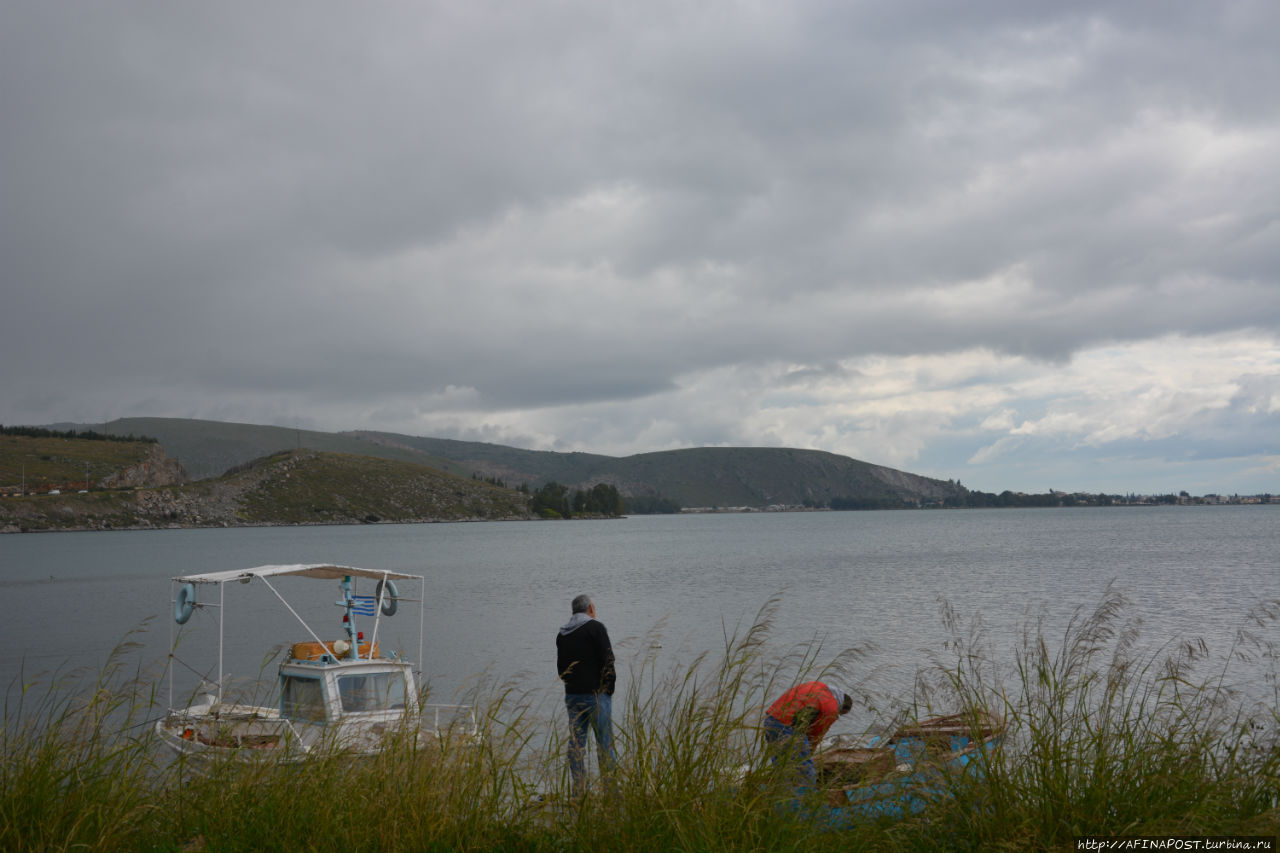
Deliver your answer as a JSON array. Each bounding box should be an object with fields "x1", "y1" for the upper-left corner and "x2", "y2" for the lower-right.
[
  {"x1": 529, "y1": 481, "x2": 625, "y2": 518},
  {"x1": 829, "y1": 495, "x2": 916, "y2": 510},
  {"x1": 0, "y1": 425, "x2": 156, "y2": 443},
  {"x1": 623, "y1": 494, "x2": 682, "y2": 514},
  {"x1": 823, "y1": 490, "x2": 1253, "y2": 510},
  {"x1": 940, "y1": 491, "x2": 1108, "y2": 508},
  {"x1": 824, "y1": 491, "x2": 1120, "y2": 510}
]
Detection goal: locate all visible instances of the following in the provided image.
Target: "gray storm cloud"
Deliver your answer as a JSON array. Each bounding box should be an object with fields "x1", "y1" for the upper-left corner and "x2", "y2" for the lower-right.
[{"x1": 2, "y1": 1, "x2": 1277, "y2": 493}]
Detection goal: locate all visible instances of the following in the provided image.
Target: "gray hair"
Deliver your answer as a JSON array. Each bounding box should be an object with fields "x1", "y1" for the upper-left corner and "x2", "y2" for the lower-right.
[{"x1": 571, "y1": 594, "x2": 593, "y2": 614}]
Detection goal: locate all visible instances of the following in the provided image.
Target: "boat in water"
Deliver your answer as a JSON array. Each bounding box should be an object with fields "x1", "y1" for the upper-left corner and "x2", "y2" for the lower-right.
[
  {"x1": 156, "y1": 564, "x2": 476, "y2": 761},
  {"x1": 816, "y1": 710, "x2": 1005, "y2": 821}
]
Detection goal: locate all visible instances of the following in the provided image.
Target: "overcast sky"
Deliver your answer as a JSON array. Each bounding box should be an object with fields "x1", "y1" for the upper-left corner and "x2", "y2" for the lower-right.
[{"x1": 3, "y1": 2, "x2": 1278, "y2": 495}]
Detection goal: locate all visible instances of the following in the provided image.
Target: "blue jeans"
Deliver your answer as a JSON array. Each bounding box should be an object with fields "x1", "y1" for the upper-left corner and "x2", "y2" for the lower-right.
[
  {"x1": 762, "y1": 714, "x2": 817, "y2": 784},
  {"x1": 565, "y1": 692, "x2": 615, "y2": 796}
]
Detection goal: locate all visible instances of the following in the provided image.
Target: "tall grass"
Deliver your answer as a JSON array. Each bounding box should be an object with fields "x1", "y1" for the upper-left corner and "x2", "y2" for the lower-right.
[
  {"x1": 901, "y1": 585, "x2": 1280, "y2": 850},
  {"x1": 5, "y1": 590, "x2": 1280, "y2": 851},
  {"x1": 1, "y1": 630, "x2": 163, "y2": 852}
]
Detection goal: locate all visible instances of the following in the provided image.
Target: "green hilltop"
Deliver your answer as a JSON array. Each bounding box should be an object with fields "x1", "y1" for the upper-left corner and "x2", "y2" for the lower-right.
[
  {"x1": 0, "y1": 431, "x2": 164, "y2": 493},
  {"x1": 58, "y1": 417, "x2": 472, "y2": 482},
  {"x1": 76, "y1": 417, "x2": 964, "y2": 509}
]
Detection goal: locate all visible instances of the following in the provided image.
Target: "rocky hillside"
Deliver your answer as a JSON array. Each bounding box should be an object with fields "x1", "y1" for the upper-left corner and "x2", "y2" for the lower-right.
[
  {"x1": 0, "y1": 449, "x2": 532, "y2": 533},
  {"x1": 98, "y1": 443, "x2": 187, "y2": 488},
  {"x1": 0, "y1": 432, "x2": 185, "y2": 494}
]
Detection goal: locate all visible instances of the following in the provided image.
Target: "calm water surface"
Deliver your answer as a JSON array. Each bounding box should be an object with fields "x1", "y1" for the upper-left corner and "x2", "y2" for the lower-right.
[{"x1": 3, "y1": 507, "x2": 1278, "y2": 728}]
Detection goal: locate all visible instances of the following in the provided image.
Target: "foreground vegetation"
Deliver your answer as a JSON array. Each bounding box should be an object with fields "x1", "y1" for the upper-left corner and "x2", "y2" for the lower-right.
[{"x1": 5, "y1": 592, "x2": 1280, "y2": 851}]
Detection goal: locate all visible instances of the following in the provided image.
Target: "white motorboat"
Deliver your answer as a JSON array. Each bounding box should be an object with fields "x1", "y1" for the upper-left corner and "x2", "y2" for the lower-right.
[{"x1": 156, "y1": 563, "x2": 475, "y2": 760}]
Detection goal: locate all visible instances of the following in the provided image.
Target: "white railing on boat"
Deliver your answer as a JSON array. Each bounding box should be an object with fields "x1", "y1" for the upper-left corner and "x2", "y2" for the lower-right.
[{"x1": 422, "y1": 702, "x2": 479, "y2": 737}]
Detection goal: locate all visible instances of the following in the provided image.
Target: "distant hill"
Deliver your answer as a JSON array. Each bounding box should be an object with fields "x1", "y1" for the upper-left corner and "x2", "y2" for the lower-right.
[
  {"x1": 64, "y1": 418, "x2": 470, "y2": 481},
  {"x1": 61, "y1": 417, "x2": 965, "y2": 509},
  {"x1": 0, "y1": 448, "x2": 532, "y2": 532},
  {"x1": 595, "y1": 446, "x2": 960, "y2": 507},
  {"x1": 348, "y1": 431, "x2": 616, "y2": 485},
  {"x1": 353, "y1": 432, "x2": 962, "y2": 507},
  {"x1": 0, "y1": 431, "x2": 184, "y2": 494}
]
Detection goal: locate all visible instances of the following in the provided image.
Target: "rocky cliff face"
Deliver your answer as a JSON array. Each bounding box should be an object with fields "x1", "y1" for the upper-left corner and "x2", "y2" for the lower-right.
[
  {"x1": 98, "y1": 444, "x2": 188, "y2": 488},
  {"x1": 867, "y1": 463, "x2": 961, "y2": 500}
]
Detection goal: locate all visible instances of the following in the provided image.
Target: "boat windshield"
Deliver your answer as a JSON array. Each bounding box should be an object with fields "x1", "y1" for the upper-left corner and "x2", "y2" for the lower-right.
[
  {"x1": 281, "y1": 675, "x2": 327, "y2": 723},
  {"x1": 337, "y1": 671, "x2": 408, "y2": 713}
]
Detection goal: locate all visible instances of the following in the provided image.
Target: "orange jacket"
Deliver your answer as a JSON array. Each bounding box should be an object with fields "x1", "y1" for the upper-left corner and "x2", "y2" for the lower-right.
[{"x1": 765, "y1": 681, "x2": 839, "y2": 744}]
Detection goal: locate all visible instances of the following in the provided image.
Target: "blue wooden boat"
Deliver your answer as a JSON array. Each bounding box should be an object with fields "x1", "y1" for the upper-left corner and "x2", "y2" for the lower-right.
[{"x1": 815, "y1": 710, "x2": 1004, "y2": 822}]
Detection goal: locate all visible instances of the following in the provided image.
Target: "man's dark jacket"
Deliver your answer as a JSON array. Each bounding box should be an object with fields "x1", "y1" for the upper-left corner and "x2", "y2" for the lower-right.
[{"x1": 556, "y1": 616, "x2": 616, "y2": 695}]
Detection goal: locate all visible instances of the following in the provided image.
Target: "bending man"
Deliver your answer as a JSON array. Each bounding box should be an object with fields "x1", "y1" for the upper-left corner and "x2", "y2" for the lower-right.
[{"x1": 762, "y1": 680, "x2": 853, "y2": 784}]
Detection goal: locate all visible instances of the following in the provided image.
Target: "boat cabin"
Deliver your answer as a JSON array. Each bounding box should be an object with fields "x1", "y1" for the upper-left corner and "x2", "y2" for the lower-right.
[{"x1": 280, "y1": 654, "x2": 417, "y2": 722}]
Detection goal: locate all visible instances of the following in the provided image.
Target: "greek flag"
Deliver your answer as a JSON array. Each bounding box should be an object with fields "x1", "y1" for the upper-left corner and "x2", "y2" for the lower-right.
[{"x1": 350, "y1": 595, "x2": 377, "y2": 617}]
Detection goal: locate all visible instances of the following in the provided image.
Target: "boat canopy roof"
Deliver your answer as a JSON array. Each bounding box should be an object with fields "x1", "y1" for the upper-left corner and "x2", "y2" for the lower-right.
[{"x1": 173, "y1": 564, "x2": 422, "y2": 585}]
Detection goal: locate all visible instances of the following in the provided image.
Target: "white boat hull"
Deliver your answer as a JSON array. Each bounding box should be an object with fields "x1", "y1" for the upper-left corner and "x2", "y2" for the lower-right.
[{"x1": 156, "y1": 699, "x2": 476, "y2": 762}]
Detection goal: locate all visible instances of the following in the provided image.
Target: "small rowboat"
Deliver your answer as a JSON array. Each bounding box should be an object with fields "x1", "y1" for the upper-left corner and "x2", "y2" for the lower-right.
[
  {"x1": 156, "y1": 564, "x2": 476, "y2": 762},
  {"x1": 816, "y1": 710, "x2": 1004, "y2": 821}
]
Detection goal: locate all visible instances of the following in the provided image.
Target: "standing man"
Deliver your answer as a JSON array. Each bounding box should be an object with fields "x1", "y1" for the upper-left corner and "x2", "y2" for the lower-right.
[
  {"x1": 556, "y1": 594, "x2": 616, "y2": 797},
  {"x1": 762, "y1": 680, "x2": 853, "y2": 784}
]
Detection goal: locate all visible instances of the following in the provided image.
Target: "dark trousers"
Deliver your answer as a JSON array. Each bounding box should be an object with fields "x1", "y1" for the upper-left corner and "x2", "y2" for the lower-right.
[
  {"x1": 762, "y1": 713, "x2": 817, "y2": 783},
  {"x1": 565, "y1": 692, "x2": 615, "y2": 796}
]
